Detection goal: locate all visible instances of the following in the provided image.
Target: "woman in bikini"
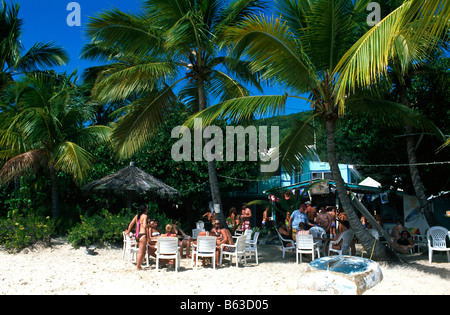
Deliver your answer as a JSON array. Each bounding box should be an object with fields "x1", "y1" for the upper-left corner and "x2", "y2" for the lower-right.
[
  {"x1": 172, "y1": 220, "x2": 191, "y2": 259},
  {"x1": 146, "y1": 219, "x2": 161, "y2": 258},
  {"x1": 125, "y1": 204, "x2": 148, "y2": 270}
]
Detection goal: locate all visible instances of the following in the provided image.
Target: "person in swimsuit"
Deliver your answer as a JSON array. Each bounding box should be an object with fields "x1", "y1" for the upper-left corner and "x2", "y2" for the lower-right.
[
  {"x1": 172, "y1": 220, "x2": 191, "y2": 259},
  {"x1": 125, "y1": 204, "x2": 148, "y2": 270},
  {"x1": 214, "y1": 222, "x2": 233, "y2": 267},
  {"x1": 240, "y1": 203, "x2": 252, "y2": 232},
  {"x1": 146, "y1": 219, "x2": 160, "y2": 258}
]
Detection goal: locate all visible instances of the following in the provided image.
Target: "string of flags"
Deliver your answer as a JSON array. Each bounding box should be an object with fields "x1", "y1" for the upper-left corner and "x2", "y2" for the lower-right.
[{"x1": 358, "y1": 192, "x2": 389, "y2": 204}]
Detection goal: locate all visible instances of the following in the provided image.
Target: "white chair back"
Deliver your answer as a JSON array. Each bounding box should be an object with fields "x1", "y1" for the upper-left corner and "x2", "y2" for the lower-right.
[
  {"x1": 157, "y1": 237, "x2": 179, "y2": 255},
  {"x1": 235, "y1": 235, "x2": 247, "y2": 253},
  {"x1": 197, "y1": 236, "x2": 217, "y2": 253},
  {"x1": 340, "y1": 229, "x2": 355, "y2": 250},
  {"x1": 196, "y1": 221, "x2": 205, "y2": 229},
  {"x1": 192, "y1": 228, "x2": 204, "y2": 239},
  {"x1": 427, "y1": 226, "x2": 449, "y2": 249},
  {"x1": 296, "y1": 234, "x2": 314, "y2": 249},
  {"x1": 309, "y1": 226, "x2": 326, "y2": 239}
]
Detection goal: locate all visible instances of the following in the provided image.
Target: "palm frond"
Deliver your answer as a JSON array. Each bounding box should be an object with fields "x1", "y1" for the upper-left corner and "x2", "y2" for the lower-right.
[
  {"x1": 346, "y1": 96, "x2": 445, "y2": 140},
  {"x1": 111, "y1": 87, "x2": 177, "y2": 159},
  {"x1": 279, "y1": 113, "x2": 318, "y2": 174},
  {"x1": 224, "y1": 14, "x2": 320, "y2": 95},
  {"x1": 91, "y1": 60, "x2": 178, "y2": 102},
  {"x1": 184, "y1": 94, "x2": 288, "y2": 128},
  {"x1": 86, "y1": 7, "x2": 162, "y2": 59},
  {"x1": 334, "y1": 0, "x2": 450, "y2": 113},
  {"x1": 0, "y1": 149, "x2": 47, "y2": 184},
  {"x1": 14, "y1": 41, "x2": 68, "y2": 72},
  {"x1": 52, "y1": 141, "x2": 95, "y2": 185}
]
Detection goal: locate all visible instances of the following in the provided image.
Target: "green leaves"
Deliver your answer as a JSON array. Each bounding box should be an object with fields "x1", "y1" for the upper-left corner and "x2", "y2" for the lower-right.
[{"x1": 0, "y1": 72, "x2": 111, "y2": 186}]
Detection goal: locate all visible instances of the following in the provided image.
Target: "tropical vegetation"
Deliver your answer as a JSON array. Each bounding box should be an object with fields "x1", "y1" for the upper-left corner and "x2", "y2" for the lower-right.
[{"x1": 0, "y1": 0, "x2": 448, "y2": 257}]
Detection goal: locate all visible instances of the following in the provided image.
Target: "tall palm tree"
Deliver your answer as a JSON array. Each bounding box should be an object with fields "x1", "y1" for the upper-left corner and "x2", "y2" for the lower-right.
[
  {"x1": 185, "y1": 0, "x2": 444, "y2": 260},
  {"x1": 334, "y1": 0, "x2": 449, "y2": 226},
  {"x1": 0, "y1": 1, "x2": 68, "y2": 90},
  {"x1": 0, "y1": 71, "x2": 111, "y2": 218},
  {"x1": 82, "y1": 0, "x2": 266, "y2": 226}
]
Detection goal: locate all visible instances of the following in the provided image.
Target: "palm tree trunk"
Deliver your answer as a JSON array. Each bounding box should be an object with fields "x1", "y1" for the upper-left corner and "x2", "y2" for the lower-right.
[
  {"x1": 49, "y1": 165, "x2": 60, "y2": 218},
  {"x1": 325, "y1": 118, "x2": 394, "y2": 260},
  {"x1": 197, "y1": 79, "x2": 226, "y2": 227},
  {"x1": 399, "y1": 84, "x2": 435, "y2": 226}
]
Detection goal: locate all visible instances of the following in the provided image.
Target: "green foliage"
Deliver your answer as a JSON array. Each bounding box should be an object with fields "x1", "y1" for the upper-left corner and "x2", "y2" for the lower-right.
[
  {"x1": 67, "y1": 209, "x2": 133, "y2": 248},
  {"x1": 66, "y1": 203, "x2": 175, "y2": 249},
  {"x1": 0, "y1": 210, "x2": 55, "y2": 253}
]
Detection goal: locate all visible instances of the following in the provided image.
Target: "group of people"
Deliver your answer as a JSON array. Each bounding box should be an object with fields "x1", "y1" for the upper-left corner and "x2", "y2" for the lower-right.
[
  {"x1": 204, "y1": 203, "x2": 253, "y2": 234},
  {"x1": 125, "y1": 204, "x2": 242, "y2": 270},
  {"x1": 277, "y1": 202, "x2": 356, "y2": 255},
  {"x1": 285, "y1": 202, "x2": 342, "y2": 239},
  {"x1": 124, "y1": 204, "x2": 193, "y2": 270}
]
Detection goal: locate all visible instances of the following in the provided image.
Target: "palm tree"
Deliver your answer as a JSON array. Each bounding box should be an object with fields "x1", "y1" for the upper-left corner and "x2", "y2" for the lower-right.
[
  {"x1": 0, "y1": 71, "x2": 111, "y2": 218},
  {"x1": 82, "y1": 0, "x2": 266, "y2": 226},
  {"x1": 0, "y1": 1, "x2": 68, "y2": 90},
  {"x1": 185, "y1": 0, "x2": 445, "y2": 260},
  {"x1": 334, "y1": 0, "x2": 449, "y2": 226}
]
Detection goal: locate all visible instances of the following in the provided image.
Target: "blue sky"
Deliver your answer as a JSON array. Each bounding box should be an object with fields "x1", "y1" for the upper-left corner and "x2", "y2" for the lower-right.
[{"x1": 17, "y1": 0, "x2": 311, "y2": 115}]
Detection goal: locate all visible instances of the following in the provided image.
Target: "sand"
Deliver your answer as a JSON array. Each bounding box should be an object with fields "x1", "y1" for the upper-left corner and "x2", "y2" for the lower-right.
[{"x1": 1, "y1": 237, "x2": 449, "y2": 295}]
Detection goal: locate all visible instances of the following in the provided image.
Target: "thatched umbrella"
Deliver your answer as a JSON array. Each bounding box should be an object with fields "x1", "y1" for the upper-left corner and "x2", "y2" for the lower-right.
[{"x1": 81, "y1": 162, "x2": 181, "y2": 209}]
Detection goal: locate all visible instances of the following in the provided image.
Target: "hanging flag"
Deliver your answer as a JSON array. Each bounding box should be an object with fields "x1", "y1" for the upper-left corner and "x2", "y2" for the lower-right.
[{"x1": 380, "y1": 193, "x2": 389, "y2": 204}]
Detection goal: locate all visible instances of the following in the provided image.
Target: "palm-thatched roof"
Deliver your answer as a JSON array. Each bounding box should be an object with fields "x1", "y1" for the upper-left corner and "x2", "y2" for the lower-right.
[{"x1": 81, "y1": 162, "x2": 180, "y2": 198}]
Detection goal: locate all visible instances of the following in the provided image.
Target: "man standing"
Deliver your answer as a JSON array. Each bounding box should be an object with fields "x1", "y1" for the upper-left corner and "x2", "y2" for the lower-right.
[
  {"x1": 289, "y1": 204, "x2": 313, "y2": 241},
  {"x1": 241, "y1": 203, "x2": 252, "y2": 232},
  {"x1": 316, "y1": 206, "x2": 332, "y2": 235},
  {"x1": 305, "y1": 201, "x2": 317, "y2": 229}
]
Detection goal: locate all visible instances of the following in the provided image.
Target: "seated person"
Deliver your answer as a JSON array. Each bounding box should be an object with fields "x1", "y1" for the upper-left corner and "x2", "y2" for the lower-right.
[
  {"x1": 146, "y1": 219, "x2": 160, "y2": 258},
  {"x1": 296, "y1": 222, "x2": 310, "y2": 235},
  {"x1": 278, "y1": 222, "x2": 292, "y2": 238},
  {"x1": 329, "y1": 221, "x2": 355, "y2": 255},
  {"x1": 390, "y1": 229, "x2": 415, "y2": 254},
  {"x1": 172, "y1": 220, "x2": 191, "y2": 259},
  {"x1": 214, "y1": 222, "x2": 234, "y2": 267}
]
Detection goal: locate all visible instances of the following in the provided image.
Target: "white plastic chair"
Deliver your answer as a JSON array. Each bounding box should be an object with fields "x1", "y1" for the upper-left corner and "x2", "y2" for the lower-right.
[
  {"x1": 220, "y1": 235, "x2": 247, "y2": 267},
  {"x1": 296, "y1": 234, "x2": 320, "y2": 263},
  {"x1": 427, "y1": 226, "x2": 450, "y2": 263},
  {"x1": 412, "y1": 234, "x2": 427, "y2": 253},
  {"x1": 196, "y1": 221, "x2": 205, "y2": 229},
  {"x1": 155, "y1": 237, "x2": 180, "y2": 272},
  {"x1": 328, "y1": 229, "x2": 354, "y2": 256},
  {"x1": 192, "y1": 228, "x2": 204, "y2": 239},
  {"x1": 122, "y1": 232, "x2": 149, "y2": 267},
  {"x1": 276, "y1": 229, "x2": 295, "y2": 259},
  {"x1": 191, "y1": 236, "x2": 217, "y2": 269},
  {"x1": 245, "y1": 231, "x2": 260, "y2": 265},
  {"x1": 309, "y1": 226, "x2": 327, "y2": 256}
]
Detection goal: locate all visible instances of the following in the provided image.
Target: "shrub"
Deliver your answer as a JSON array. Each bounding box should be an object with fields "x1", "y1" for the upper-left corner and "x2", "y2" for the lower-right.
[
  {"x1": 0, "y1": 210, "x2": 55, "y2": 253},
  {"x1": 67, "y1": 209, "x2": 132, "y2": 248}
]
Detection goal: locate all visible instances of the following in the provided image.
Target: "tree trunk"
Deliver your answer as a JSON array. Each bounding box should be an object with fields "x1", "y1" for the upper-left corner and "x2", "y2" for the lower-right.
[
  {"x1": 49, "y1": 166, "x2": 60, "y2": 218},
  {"x1": 325, "y1": 118, "x2": 395, "y2": 261},
  {"x1": 399, "y1": 84, "x2": 435, "y2": 226},
  {"x1": 197, "y1": 79, "x2": 226, "y2": 227}
]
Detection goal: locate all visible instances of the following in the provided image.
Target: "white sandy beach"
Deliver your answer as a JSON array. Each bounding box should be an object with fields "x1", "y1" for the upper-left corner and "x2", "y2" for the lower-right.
[{"x1": 1, "y1": 237, "x2": 449, "y2": 295}]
